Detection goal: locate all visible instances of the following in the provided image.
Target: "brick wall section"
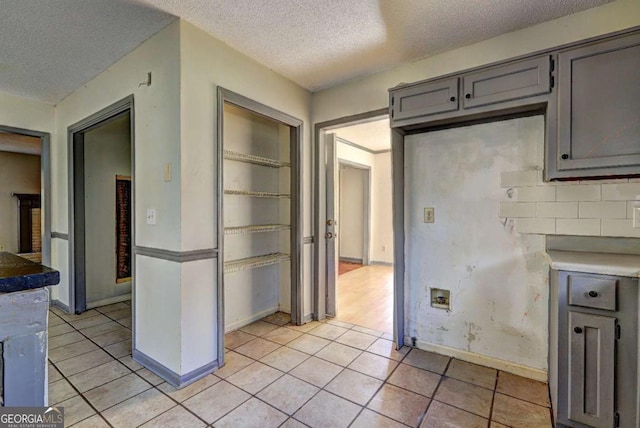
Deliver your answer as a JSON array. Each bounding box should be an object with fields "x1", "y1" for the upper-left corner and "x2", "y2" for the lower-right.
[{"x1": 500, "y1": 171, "x2": 640, "y2": 237}]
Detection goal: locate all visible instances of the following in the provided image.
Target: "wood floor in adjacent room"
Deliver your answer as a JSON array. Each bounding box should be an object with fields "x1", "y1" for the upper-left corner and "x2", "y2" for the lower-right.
[{"x1": 335, "y1": 265, "x2": 394, "y2": 333}]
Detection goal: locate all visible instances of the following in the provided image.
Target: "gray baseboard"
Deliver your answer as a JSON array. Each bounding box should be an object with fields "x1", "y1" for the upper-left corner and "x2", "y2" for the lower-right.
[
  {"x1": 133, "y1": 348, "x2": 218, "y2": 389},
  {"x1": 339, "y1": 257, "x2": 363, "y2": 264},
  {"x1": 50, "y1": 299, "x2": 70, "y2": 314},
  {"x1": 370, "y1": 260, "x2": 394, "y2": 267}
]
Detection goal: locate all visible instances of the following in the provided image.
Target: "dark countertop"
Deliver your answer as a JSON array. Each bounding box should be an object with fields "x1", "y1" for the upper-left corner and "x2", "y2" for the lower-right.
[{"x1": 0, "y1": 252, "x2": 60, "y2": 293}]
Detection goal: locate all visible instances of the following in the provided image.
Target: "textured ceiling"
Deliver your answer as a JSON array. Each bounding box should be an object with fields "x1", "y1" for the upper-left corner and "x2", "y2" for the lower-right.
[
  {"x1": 0, "y1": 0, "x2": 612, "y2": 103},
  {"x1": 136, "y1": 0, "x2": 611, "y2": 91},
  {"x1": 0, "y1": 132, "x2": 41, "y2": 155},
  {"x1": 0, "y1": 0, "x2": 175, "y2": 103},
  {"x1": 334, "y1": 118, "x2": 390, "y2": 152}
]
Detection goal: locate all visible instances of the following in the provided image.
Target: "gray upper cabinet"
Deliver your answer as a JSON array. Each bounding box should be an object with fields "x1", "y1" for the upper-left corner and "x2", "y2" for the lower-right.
[
  {"x1": 390, "y1": 77, "x2": 458, "y2": 124},
  {"x1": 462, "y1": 56, "x2": 551, "y2": 109},
  {"x1": 552, "y1": 32, "x2": 640, "y2": 179}
]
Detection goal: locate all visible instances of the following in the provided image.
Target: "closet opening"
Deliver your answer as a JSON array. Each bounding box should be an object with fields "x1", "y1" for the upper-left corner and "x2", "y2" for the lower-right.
[{"x1": 217, "y1": 88, "x2": 303, "y2": 365}]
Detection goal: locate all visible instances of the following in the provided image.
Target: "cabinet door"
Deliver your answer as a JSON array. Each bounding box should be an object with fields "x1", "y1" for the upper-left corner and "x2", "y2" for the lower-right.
[
  {"x1": 568, "y1": 311, "x2": 615, "y2": 428},
  {"x1": 556, "y1": 32, "x2": 640, "y2": 175},
  {"x1": 462, "y1": 56, "x2": 551, "y2": 109},
  {"x1": 390, "y1": 78, "x2": 458, "y2": 124}
]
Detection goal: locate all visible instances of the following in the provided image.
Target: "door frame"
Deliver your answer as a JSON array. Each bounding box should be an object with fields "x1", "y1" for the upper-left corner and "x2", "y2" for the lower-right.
[
  {"x1": 314, "y1": 109, "x2": 405, "y2": 348},
  {"x1": 216, "y1": 87, "x2": 304, "y2": 366},
  {"x1": 67, "y1": 96, "x2": 135, "y2": 315},
  {"x1": 326, "y1": 157, "x2": 371, "y2": 317},
  {"x1": 0, "y1": 125, "x2": 52, "y2": 267},
  {"x1": 337, "y1": 158, "x2": 371, "y2": 266}
]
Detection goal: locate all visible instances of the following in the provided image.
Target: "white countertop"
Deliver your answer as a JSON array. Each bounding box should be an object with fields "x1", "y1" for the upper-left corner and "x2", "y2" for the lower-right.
[{"x1": 546, "y1": 250, "x2": 640, "y2": 278}]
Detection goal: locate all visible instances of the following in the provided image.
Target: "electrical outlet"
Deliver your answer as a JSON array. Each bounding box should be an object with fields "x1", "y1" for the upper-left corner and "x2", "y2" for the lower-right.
[
  {"x1": 430, "y1": 288, "x2": 450, "y2": 310},
  {"x1": 382, "y1": 245, "x2": 386, "y2": 252},
  {"x1": 424, "y1": 207, "x2": 435, "y2": 223}
]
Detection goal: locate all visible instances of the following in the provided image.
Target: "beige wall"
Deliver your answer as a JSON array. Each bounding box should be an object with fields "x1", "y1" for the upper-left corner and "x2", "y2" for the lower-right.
[{"x1": 0, "y1": 151, "x2": 41, "y2": 253}]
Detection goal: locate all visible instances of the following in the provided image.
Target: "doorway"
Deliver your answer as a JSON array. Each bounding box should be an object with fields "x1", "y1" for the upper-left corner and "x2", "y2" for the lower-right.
[
  {"x1": 68, "y1": 96, "x2": 134, "y2": 314},
  {"x1": 316, "y1": 115, "x2": 396, "y2": 335},
  {"x1": 0, "y1": 126, "x2": 51, "y2": 265}
]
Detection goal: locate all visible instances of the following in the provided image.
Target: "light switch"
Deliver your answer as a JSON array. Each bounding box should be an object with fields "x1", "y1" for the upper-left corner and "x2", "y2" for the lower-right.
[
  {"x1": 633, "y1": 207, "x2": 640, "y2": 228},
  {"x1": 146, "y1": 208, "x2": 157, "y2": 225},
  {"x1": 424, "y1": 207, "x2": 435, "y2": 223},
  {"x1": 164, "y1": 163, "x2": 172, "y2": 182}
]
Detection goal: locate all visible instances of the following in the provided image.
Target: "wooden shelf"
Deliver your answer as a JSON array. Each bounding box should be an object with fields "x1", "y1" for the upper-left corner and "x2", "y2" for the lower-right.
[
  {"x1": 224, "y1": 150, "x2": 291, "y2": 168},
  {"x1": 225, "y1": 224, "x2": 290, "y2": 235},
  {"x1": 224, "y1": 190, "x2": 290, "y2": 198},
  {"x1": 224, "y1": 252, "x2": 290, "y2": 274}
]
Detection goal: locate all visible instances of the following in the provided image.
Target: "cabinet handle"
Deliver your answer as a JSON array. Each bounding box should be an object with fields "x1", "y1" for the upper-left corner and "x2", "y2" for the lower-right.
[
  {"x1": 561, "y1": 154, "x2": 569, "y2": 160},
  {"x1": 465, "y1": 93, "x2": 471, "y2": 99},
  {"x1": 574, "y1": 327, "x2": 583, "y2": 334},
  {"x1": 450, "y1": 96, "x2": 456, "y2": 102},
  {"x1": 588, "y1": 290, "x2": 599, "y2": 298}
]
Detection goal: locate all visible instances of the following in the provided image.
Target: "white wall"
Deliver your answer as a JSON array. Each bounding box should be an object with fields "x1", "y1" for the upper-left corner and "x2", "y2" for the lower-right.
[
  {"x1": 0, "y1": 152, "x2": 41, "y2": 253},
  {"x1": 84, "y1": 115, "x2": 132, "y2": 305},
  {"x1": 179, "y1": 20, "x2": 312, "y2": 372},
  {"x1": 339, "y1": 166, "x2": 365, "y2": 260},
  {"x1": 371, "y1": 151, "x2": 393, "y2": 264},
  {"x1": 406, "y1": 116, "x2": 548, "y2": 372},
  {"x1": 0, "y1": 91, "x2": 54, "y2": 134},
  {"x1": 52, "y1": 21, "x2": 183, "y2": 372}
]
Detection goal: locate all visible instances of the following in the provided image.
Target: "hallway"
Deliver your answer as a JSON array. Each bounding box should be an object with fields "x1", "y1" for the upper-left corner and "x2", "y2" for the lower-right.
[{"x1": 336, "y1": 265, "x2": 394, "y2": 333}]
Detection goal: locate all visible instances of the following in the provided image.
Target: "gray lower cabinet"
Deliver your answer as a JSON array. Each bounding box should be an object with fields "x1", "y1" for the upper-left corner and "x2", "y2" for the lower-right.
[
  {"x1": 551, "y1": 270, "x2": 639, "y2": 428},
  {"x1": 550, "y1": 32, "x2": 640, "y2": 179},
  {"x1": 462, "y1": 55, "x2": 551, "y2": 109}
]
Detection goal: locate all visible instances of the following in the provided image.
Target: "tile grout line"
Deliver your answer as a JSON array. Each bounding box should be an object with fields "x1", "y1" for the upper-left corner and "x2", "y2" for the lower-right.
[{"x1": 51, "y1": 308, "x2": 211, "y2": 427}]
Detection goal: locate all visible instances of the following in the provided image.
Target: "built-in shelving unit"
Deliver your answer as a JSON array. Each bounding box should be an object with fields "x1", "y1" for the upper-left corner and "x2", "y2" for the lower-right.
[
  {"x1": 225, "y1": 224, "x2": 290, "y2": 235},
  {"x1": 217, "y1": 88, "x2": 302, "y2": 353},
  {"x1": 224, "y1": 252, "x2": 291, "y2": 274},
  {"x1": 224, "y1": 149, "x2": 291, "y2": 168}
]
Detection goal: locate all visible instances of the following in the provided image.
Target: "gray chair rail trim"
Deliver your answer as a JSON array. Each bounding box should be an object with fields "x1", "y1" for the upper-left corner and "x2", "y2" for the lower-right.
[
  {"x1": 51, "y1": 232, "x2": 69, "y2": 240},
  {"x1": 134, "y1": 246, "x2": 218, "y2": 263},
  {"x1": 133, "y1": 348, "x2": 218, "y2": 389}
]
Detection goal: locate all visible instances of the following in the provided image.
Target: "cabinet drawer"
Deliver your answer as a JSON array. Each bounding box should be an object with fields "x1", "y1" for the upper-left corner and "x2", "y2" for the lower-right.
[
  {"x1": 568, "y1": 274, "x2": 617, "y2": 311},
  {"x1": 462, "y1": 56, "x2": 550, "y2": 109},
  {"x1": 390, "y1": 78, "x2": 458, "y2": 123}
]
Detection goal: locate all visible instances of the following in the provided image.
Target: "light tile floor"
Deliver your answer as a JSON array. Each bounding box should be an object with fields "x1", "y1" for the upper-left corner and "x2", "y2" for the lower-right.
[{"x1": 48, "y1": 306, "x2": 553, "y2": 427}]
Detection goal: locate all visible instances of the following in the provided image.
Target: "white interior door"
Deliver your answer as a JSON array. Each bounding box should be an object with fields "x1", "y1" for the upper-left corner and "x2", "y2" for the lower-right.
[{"x1": 325, "y1": 133, "x2": 338, "y2": 317}]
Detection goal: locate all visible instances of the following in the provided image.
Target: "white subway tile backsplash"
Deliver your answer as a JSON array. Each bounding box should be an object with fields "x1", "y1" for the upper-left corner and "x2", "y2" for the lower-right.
[
  {"x1": 556, "y1": 185, "x2": 601, "y2": 202},
  {"x1": 556, "y1": 219, "x2": 601, "y2": 236},
  {"x1": 578, "y1": 202, "x2": 627, "y2": 219},
  {"x1": 501, "y1": 171, "x2": 539, "y2": 188},
  {"x1": 499, "y1": 202, "x2": 536, "y2": 218},
  {"x1": 537, "y1": 202, "x2": 578, "y2": 218},
  {"x1": 627, "y1": 201, "x2": 640, "y2": 219},
  {"x1": 601, "y1": 183, "x2": 640, "y2": 201},
  {"x1": 602, "y1": 219, "x2": 640, "y2": 238},
  {"x1": 515, "y1": 218, "x2": 555, "y2": 234},
  {"x1": 516, "y1": 186, "x2": 556, "y2": 202}
]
